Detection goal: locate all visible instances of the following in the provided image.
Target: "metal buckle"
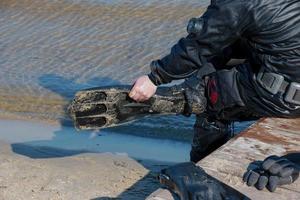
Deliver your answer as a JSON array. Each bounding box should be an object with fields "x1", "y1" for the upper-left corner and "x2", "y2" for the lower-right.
[
  {"x1": 187, "y1": 18, "x2": 203, "y2": 35},
  {"x1": 257, "y1": 68, "x2": 284, "y2": 95},
  {"x1": 284, "y1": 82, "x2": 300, "y2": 105}
]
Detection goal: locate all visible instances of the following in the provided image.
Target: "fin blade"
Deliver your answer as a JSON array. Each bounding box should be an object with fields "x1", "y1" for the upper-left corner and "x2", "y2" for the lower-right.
[{"x1": 68, "y1": 85, "x2": 186, "y2": 130}]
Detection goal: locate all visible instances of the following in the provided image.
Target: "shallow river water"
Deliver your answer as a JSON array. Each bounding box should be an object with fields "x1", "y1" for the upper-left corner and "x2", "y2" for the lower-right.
[{"x1": 0, "y1": 0, "x2": 253, "y2": 143}]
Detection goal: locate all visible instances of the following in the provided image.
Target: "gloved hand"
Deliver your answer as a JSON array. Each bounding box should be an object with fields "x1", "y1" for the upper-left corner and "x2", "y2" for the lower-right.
[{"x1": 243, "y1": 155, "x2": 300, "y2": 192}]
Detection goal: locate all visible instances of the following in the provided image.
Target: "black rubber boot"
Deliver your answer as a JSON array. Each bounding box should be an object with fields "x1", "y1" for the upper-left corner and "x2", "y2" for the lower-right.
[
  {"x1": 159, "y1": 162, "x2": 250, "y2": 200},
  {"x1": 190, "y1": 116, "x2": 233, "y2": 163}
]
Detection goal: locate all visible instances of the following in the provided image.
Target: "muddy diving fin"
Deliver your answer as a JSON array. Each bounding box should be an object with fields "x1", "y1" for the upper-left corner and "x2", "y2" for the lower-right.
[{"x1": 68, "y1": 85, "x2": 186, "y2": 130}]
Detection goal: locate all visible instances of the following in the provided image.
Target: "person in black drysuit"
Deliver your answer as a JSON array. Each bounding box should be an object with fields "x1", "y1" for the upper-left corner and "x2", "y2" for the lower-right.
[{"x1": 129, "y1": 0, "x2": 300, "y2": 194}]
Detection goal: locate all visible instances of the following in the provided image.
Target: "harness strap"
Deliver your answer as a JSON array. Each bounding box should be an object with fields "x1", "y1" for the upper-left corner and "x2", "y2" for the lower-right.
[{"x1": 257, "y1": 67, "x2": 300, "y2": 105}]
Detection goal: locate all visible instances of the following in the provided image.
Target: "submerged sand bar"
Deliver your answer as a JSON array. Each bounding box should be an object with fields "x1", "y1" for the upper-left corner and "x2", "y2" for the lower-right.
[{"x1": 0, "y1": 0, "x2": 207, "y2": 122}]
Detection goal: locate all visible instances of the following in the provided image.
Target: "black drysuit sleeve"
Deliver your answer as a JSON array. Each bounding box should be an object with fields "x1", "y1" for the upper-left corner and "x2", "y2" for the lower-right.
[{"x1": 148, "y1": 0, "x2": 254, "y2": 85}]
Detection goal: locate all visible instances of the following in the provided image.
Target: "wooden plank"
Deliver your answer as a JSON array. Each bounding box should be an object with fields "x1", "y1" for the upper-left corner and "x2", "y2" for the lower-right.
[{"x1": 147, "y1": 118, "x2": 300, "y2": 200}]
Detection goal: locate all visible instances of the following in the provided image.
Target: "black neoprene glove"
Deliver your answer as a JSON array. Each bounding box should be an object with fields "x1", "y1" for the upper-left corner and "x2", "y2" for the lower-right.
[{"x1": 243, "y1": 155, "x2": 300, "y2": 192}]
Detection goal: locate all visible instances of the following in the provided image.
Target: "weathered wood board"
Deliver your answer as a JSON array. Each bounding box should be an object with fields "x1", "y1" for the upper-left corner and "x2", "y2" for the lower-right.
[{"x1": 147, "y1": 118, "x2": 300, "y2": 200}]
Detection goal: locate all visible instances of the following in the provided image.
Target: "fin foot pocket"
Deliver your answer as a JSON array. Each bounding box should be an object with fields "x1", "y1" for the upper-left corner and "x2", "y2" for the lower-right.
[
  {"x1": 76, "y1": 116, "x2": 107, "y2": 129},
  {"x1": 75, "y1": 104, "x2": 107, "y2": 118}
]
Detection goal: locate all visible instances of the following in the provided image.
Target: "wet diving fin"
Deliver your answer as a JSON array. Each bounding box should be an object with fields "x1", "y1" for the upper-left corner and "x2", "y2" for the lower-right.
[{"x1": 68, "y1": 85, "x2": 186, "y2": 130}]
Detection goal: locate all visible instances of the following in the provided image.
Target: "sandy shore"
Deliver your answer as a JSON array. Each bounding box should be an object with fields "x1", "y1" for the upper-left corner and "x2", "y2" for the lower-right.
[
  {"x1": 0, "y1": 139, "x2": 159, "y2": 200},
  {"x1": 0, "y1": 119, "x2": 190, "y2": 199}
]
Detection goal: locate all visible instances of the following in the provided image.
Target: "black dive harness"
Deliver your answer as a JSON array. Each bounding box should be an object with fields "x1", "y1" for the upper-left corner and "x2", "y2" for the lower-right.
[{"x1": 257, "y1": 67, "x2": 300, "y2": 105}]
